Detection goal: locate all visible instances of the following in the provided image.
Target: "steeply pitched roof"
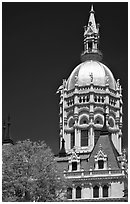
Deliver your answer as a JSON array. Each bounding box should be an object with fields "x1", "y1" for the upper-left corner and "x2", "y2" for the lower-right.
[{"x1": 85, "y1": 134, "x2": 120, "y2": 171}]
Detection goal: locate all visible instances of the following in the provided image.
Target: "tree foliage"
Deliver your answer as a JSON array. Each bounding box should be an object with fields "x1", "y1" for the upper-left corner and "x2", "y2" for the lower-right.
[{"x1": 2, "y1": 140, "x2": 68, "y2": 202}]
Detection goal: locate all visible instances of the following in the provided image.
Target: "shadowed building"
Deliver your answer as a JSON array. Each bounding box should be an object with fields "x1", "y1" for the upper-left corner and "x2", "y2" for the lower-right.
[{"x1": 55, "y1": 5, "x2": 127, "y2": 202}]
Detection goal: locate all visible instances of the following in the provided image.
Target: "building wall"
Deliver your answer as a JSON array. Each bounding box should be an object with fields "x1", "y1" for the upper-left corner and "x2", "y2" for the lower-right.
[
  {"x1": 82, "y1": 187, "x2": 91, "y2": 199},
  {"x1": 111, "y1": 182, "x2": 124, "y2": 198}
]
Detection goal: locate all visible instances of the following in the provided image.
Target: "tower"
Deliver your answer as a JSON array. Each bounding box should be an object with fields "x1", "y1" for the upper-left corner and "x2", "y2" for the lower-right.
[{"x1": 56, "y1": 5, "x2": 127, "y2": 202}]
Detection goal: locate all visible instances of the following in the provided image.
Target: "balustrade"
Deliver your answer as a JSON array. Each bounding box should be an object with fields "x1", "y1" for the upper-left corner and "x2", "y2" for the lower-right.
[{"x1": 64, "y1": 168, "x2": 123, "y2": 178}]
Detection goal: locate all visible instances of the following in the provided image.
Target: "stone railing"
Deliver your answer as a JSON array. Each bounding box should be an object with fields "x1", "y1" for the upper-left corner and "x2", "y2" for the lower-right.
[{"x1": 64, "y1": 168, "x2": 124, "y2": 178}]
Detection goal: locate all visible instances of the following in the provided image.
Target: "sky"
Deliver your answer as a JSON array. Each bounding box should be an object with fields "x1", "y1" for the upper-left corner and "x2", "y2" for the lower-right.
[{"x1": 2, "y1": 2, "x2": 128, "y2": 154}]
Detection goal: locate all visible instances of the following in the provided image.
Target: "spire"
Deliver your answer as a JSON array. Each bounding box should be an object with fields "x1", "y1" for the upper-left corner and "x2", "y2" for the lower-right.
[
  {"x1": 59, "y1": 138, "x2": 66, "y2": 157},
  {"x1": 90, "y1": 4, "x2": 94, "y2": 13},
  {"x1": 88, "y1": 5, "x2": 97, "y2": 33},
  {"x1": 2, "y1": 120, "x2": 6, "y2": 140},
  {"x1": 2, "y1": 115, "x2": 14, "y2": 145},
  {"x1": 7, "y1": 114, "x2": 11, "y2": 139},
  {"x1": 81, "y1": 5, "x2": 103, "y2": 62}
]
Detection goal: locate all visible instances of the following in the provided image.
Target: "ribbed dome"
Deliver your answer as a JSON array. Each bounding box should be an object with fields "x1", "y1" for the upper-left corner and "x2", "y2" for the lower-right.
[{"x1": 67, "y1": 60, "x2": 116, "y2": 90}]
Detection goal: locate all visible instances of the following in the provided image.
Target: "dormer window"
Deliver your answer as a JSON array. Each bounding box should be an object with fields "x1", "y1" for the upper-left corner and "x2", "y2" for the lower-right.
[
  {"x1": 72, "y1": 162, "x2": 77, "y2": 171},
  {"x1": 98, "y1": 160, "x2": 104, "y2": 169},
  {"x1": 94, "y1": 145, "x2": 107, "y2": 170},
  {"x1": 68, "y1": 149, "x2": 80, "y2": 172}
]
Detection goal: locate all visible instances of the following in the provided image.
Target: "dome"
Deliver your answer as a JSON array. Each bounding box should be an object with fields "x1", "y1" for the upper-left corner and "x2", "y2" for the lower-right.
[{"x1": 67, "y1": 60, "x2": 116, "y2": 90}]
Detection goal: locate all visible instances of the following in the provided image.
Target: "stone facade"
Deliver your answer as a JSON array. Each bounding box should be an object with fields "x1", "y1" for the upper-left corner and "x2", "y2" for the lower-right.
[{"x1": 55, "y1": 5, "x2": 127, "y2": 202}]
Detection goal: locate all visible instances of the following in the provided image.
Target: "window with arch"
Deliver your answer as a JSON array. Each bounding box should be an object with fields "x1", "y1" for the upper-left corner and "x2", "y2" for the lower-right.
[
  {"x1": 93, "y1": 185, "x2": 99, "y2": 198},
  {"x1": 95, "y1": 116, "x2": 103, "y2": 125},
  {"x1": 69, "y1": 118, "x2": 75, "y2": 128},
  {"x1": 81, "y1": 130, "x2": 88, "y2": 146},
  {"x1": 76, "y1": 186, "x2": 81, "y2": 199},
  {"x1": 80, "y1": 116, "x2": 88, "y2": 125},
  {"x1": 67, "y1": 187, "x2": 72, "y2": 199},
  {"x1": 103, "y1": 185, "x2": 109, "y2": 197},
  {"x1": 88, "y1": 41, "x2": 92, "y2": 50},
  {"x1": 94, "y1": 96, "x2": 97, "y2": 102},
  {"x1": 108, "y1": 118, "x2": 114, "y2": 128},
  {"x1": 71, "y1": 132, "x2": 75, "y2": 149},
  {"x1": 72, "y1": 161, "x2": 77, "y2": 171},
  {"x1": 98, "y1": 160, "x2": 104, "y2": 169}
]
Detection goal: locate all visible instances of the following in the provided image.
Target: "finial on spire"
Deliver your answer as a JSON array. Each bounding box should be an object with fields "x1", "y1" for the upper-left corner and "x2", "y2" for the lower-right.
[
  {"x1": 2, "y1": 120, "x2": 6, "y2": 140},
  {"x1": 90, "y1": 4, "x2": 95, "y2": 14},
  {"x1": 2, "y1": 115, "x2": 14, "y2": 145},
  {"x1": 7, "y1": 114, "x2": 11, "y2": 139}
]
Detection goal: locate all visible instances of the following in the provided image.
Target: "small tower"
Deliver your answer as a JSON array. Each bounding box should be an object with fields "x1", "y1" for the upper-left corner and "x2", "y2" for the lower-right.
[
  {"x1": 59, "y1": 138, "x2": 66, "y2": 157},
  {"x1": 2, "y1": 115, "x2": 14, "y2": 145}
]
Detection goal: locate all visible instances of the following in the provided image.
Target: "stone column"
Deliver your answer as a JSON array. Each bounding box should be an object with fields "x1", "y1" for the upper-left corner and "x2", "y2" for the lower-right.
[
  {"x1": 75, "y1": 126, "x2": 77, "y2": 147},
  {"x1": 69, "y1": 161, "x2": 72, "y2": 172},
  {"x1": 72, "y1": 185, "x2": 76, "y2": 200},
  {"x1": 77, "y1": 160, "x2": 80, "y2": 171},
  {"x1": 99, "y1": 184, "x2": 102, "y2": 198},
  {"x1": 89, "y1": 124, "x2": 94, "y2": 147},
  {"x1": 108, "y1": 184, "x2": 111, "y2": 197},
  {"x1": 64, "y1": 132, "x2": 67, "y2": 150},
  {"x1": 104, "y1": 158, "x2": 107, "y2": 169},
  {"x1": 95, "y1": 159, "x2": 98, "y2": 170},
  {"x1": 105, "y1": 94, "x2": 109, "y2": 105},
  {"x1": 89, "y1": 183, "x2": 93, "y2": 198},
  {"x1": 78, "y1": 129, "x2": 81, "y2": 148},
  {"x1": 67, "y1": 133, "x2": 71, "y2": 151},
  {"x1": 86, "y1": 41, "x2": 88, "y2": 50},
  {"x1": 81, "y1": 183, "x2": 84, "y2": 199}
]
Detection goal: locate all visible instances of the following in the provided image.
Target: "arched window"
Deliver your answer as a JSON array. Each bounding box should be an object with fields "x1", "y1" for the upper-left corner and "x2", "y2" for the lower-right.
[
  {"x1": 71, "y1": 132, "x2": 75, "y2": 149},
  {"x1": 93, "y1": 186, "x2": 99, "y2": 198},
  {"x1": 103, "y1": 185, "x2": 109, "y2": 197},
  {"x1": 72, "y1": 161, "x2": 77, "y2": 171},
  {"x1": 81, "y1": 130, "x2": 88, "y2": 146},
  {"x1": 69, "y1": 118, "x2": 74, "y2": 128},
  {"x1": 108, "y1": 118, "x2": 114, "y2": 128},
  {"x1": 88, "y1": 41, "x2": 92, "y2": 50},
  {"x1": 67, "y1": 187, "x2": 72, "y2": 199},
  {"x1": 95, "y1": 116, "x2": 103, "y2": 125},
  {"x1": 80, "y1": 117, "x2": 89, "y2": 125},
  {"x1": 76, "y1": 186, "x2": 81, "y2": 199},
  {"x1": 98, "y1": 160, "x2": 104, "y2": 169}
]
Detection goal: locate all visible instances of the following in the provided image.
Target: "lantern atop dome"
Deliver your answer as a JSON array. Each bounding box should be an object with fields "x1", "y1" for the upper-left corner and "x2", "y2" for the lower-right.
[{"x1": 81, "y1": 5, "x2": 103, "y2": 62}]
